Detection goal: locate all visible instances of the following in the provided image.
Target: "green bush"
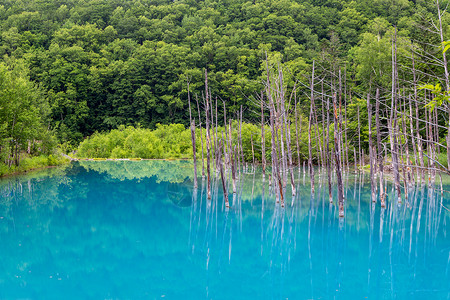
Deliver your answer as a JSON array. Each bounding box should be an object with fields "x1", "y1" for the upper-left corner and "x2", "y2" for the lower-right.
[{"x1": 76, "y1": 125, "x2": 194, "y2": 159}]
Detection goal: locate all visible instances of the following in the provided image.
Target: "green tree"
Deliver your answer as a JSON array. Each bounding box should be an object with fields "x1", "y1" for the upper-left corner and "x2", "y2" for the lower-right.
[{"x1": 0, "y1": 61, "x2": 53, "y2": 166}]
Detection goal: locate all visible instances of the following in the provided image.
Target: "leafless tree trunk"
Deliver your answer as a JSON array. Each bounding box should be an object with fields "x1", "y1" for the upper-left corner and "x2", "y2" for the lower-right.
[
  {"x1": 239, "y1": 106, "x2": 245, "y2": 171},
  {"x1": 357, "y1": 102, "x2": 362, "y2": 169},
  {"x1": 250, "y1": 133, "x2": 255, "y2": 166},
  {"x1": 218, "y1": 141, "x2": 229, "y2": 208},
  {"x1": 326, "y1": 83, "x2": 333, "y2": 203},
  {"x1": 367, "y1": 94, "x2": 376, "y2": 203},
  {"x1": 295, "y1": 96, "x2": 301, "y2": 169},
  {"x1": 261, "y1": 91, "x2": 266, "y2": 177},
  {"x1": 205, "y1": 70, "x2": 212, "y2": 199},
  {"x1": 333, "y1": 92, "x2": 344, "y2": 217},
  {"x1": 187, "y1": 79, "x2": 198, "y2": 189},
  {"x1": 195, "y1": 95, "x2": 205, "y2": 178},
  {"x1": 308, "y1": 61, "x2": 315, "y2": 193},
  {"x1": 375, "y1": 88, "x2": 385, "y2": 206}
]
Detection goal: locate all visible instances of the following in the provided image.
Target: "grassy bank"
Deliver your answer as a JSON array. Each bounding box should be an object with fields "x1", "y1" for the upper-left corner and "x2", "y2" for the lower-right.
[{"x1": 0, "y1": 154, "x2": 70, "y2": 177}]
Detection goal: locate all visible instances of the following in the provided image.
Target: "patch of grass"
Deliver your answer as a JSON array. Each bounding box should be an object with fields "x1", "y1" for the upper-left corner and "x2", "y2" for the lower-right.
[{"x1": 0, "y1": 154, "x2": 70, "y2": 177}]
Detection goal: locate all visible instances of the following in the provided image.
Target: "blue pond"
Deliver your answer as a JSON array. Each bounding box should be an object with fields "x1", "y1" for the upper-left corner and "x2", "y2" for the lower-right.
[{"x1": 0, "y1": 161, "x2": 449, "y2": 299}]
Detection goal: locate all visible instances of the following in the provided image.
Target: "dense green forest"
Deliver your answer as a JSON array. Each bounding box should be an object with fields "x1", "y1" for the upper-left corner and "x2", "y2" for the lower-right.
[{"x1": 0, "y1": 0, "x2": 449, "y2": 169}]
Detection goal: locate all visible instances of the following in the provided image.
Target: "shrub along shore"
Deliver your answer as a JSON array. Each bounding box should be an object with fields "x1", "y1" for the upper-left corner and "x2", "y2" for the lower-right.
[
  {"x1": 75, "y1": 123, "x2": 448, "y2": 168},
  {"x1": 0, "y1": 154, "x2": 69, "y2": 177}
]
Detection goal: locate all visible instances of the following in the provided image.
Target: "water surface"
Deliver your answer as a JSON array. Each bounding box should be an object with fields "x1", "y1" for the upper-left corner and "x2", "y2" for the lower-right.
[{"x1": 0, "y1": 161, "x2": 449, "y2": 299}]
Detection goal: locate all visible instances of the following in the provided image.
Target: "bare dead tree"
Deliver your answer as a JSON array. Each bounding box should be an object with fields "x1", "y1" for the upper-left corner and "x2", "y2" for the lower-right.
[
  {"x1": 294, "y1": 94, "x2": 301, "y2": 170},
  {"x1": 375, "y1": 88, "x2": 385, "y2": 206},
  {"x1": 333, "y1": 92, "x2": 345, "y2": 217},
  {"x1": 218, "y1": 140, "x2": 229, "y2": 208},
  {"x1": 187, "y1": 78, "x2": 198, "y2": 189},
  {"x1": 367, "y1": 94, "x2": 376, "y2": 203},
  {"x1": 195, "y1": 94, "x2": 205, "y2": 178},
  {"x1": 261, "y1": 91, "x2": 266, "y2": 178},
  {"x1": 308, "y1": 61, "x2": 316, "y2": 193},
  {"x1": 204, "y1": 70, "x2": 212, "y2": 199}
]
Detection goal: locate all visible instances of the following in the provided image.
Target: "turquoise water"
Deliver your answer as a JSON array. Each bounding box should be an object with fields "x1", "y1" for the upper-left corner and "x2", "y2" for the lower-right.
[{"x1": 0, "y1": 161, "x2": 449, "y2": 299}]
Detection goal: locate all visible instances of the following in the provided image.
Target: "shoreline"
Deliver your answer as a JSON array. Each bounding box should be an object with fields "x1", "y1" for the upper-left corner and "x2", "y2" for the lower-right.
[{"x1": 0, "y1": 164, "x2": 65, "y2": 179}]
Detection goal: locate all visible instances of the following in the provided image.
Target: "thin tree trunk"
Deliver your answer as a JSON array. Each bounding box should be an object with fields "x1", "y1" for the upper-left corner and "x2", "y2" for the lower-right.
[
  {"x1": 223, "y1": 101, "x2": 229, "y2": 166},
  {"x1": 277, "y1": 64, "x2": 287, "y2": 188},
  {"x1": 215, "y1": 97, "x2": 219, "y2": 170},
  {"x1": 239, "y1": 106, "x2": 244, "y2": 172},
  {"x1": 375, "y1": 88, "x2": 385, "y2": 206},
  {"x1": 187, "y1": 79, "x2": 198, "y2": 189},
  {"x1": 357, "y1": 102, "x2": 362, "y2": 169},
  {"x1": 309, "y1": 61, "x2": 315, "y2": 193},
  {"x1": 321, "y1": 83, "x2": 326, "y2": 170},
  {"x1": 402, "y1": 95, "x2": 412, "y2": 187},
  {"x1": 286, "y1": 103, "x2": 296, "y2": 196},
  {"x1": 209, "y1": 88, "x2": 215, "y2": 173},
  {"x1": 269, "y1": 90, "x2": 280, "y2": 203},
  {"x1": 232, "y1": 145, "x2": 237, "y2": 193},
  {"x1": 344, "y1": 72, "x2": 349, "y2": 171},
  {"x1": 367, "y1": 94, "x2": 376, "y2": 203},
  {"x1": 205, "y1": 70, "x2": 212, "y2": 199},
  {"x1": 313, "y1": 92, "x2": 324, "y2": 172},
  {"x1": 416, "y1": 95, "x2": 425, "y2": 183},
  {"x1": 326, "y1": 83, "x2": 332, "y2": 203},
  {"x1": 218, "y1": 141, "x2": 229, "y2": 208},
  {"x1": 390, "y1": 28, "x2": 402, "y2": 203},
  {"x1": 408, "y1": 95, "x2": 418, "y2": 186},
  {"x1": 333, "y1": 92, "x2": 344, "y2": 217},
  {"x1": 261, "y1": 91, "x2": 266, "y2": 177},
  {"x1": 229, "y1": 120, "x2": 235, "y2": 193},
  {"x1": 338, "y1": 69, "x2": 344, "y2": 173},
  {"x1": 251, "y1": 134, "x2": 255, "y2": 166},
  {"x1": 196, "y1": 95, "x2": 205, "y2": 178},
  {"x1": 295, "y1": 96, "x2": 301, "y2": 169}
]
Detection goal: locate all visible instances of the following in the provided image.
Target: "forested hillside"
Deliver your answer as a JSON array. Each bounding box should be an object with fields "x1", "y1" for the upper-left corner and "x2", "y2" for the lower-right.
[{"x1": 0, "y1": 0, "x2": 449, "y2": 164}]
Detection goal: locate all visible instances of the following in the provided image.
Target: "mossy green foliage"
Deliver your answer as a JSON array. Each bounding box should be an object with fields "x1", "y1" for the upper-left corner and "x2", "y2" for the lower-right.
[
  {"x1": 0, "y1": 154, "x2": 69, "y2": 177},
  {"x1": 77, "y1": 124, "x2": 192, "y2": 159}
]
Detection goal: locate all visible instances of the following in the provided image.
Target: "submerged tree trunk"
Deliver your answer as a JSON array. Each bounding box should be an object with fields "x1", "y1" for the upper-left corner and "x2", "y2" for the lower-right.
[
  {"x1": 333, "y1": 93, "x2": 344, "y2": 217},
  {"x1": 218, "y1": 141, "x2": 229, "y2": 208}
]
